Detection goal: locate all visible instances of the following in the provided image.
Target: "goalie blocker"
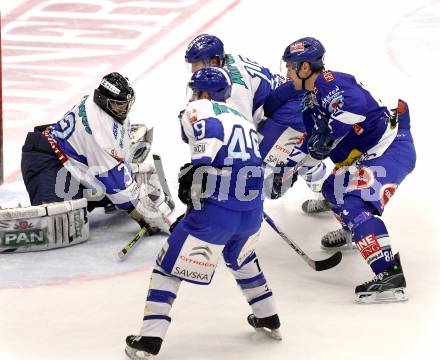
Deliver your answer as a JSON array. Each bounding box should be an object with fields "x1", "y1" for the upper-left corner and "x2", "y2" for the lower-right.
[{"x1": 0, "y1": 198, "x2": 89, "y2": 253}]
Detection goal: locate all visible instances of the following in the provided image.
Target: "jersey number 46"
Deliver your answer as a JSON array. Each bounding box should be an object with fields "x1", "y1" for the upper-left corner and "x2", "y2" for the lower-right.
[{"x1": 226, "y1": 125, "x2": 261, "y2": 165}]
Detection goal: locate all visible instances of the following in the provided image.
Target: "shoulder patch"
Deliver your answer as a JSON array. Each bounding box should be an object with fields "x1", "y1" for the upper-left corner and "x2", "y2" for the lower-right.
[
  {"x1": 323, "y1": 70, "x2": 335, "y2": 83},
  {"x1": 187, "y1": 108, "x2": 199, "y2": 124}
]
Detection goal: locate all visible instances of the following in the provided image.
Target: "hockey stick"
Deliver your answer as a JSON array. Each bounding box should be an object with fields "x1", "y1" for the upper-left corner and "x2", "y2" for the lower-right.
[
  {"x1": 118, "y1": 226, "x2": 151, "y2": 260},
  {"x1": 281, "y1": 154, "x2": 312, "y2": 182},
  {"x1": 263, "y1": 212, "x2": 342, "y2": 271},
  {"x1": 153, "y1": 154, "x2": 174, "y2": 209}
]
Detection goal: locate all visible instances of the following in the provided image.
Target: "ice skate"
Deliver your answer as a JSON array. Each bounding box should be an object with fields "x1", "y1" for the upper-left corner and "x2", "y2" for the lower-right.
[
  {"x1": 247, "y1": 314, "x2": 282, "y2": 340},
  {"x1": 355, "y1": 253, "x2": 408, "y2": 304},
  {"x1": 125, "y1": 335, "x2": 162, "y2": 360},
  {"x1": 301, "y1": 199, "x2": 331, "y2": 214},
  {"x1": 321, "y1": 228, "x2": 355, "y2": 250}
]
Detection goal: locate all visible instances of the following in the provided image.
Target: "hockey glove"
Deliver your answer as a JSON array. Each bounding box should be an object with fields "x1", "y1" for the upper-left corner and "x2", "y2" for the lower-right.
[
  {"x1": 169, "y1": 212, "x2": 186, "y2": 233},
  {"x1": 178, "y1": 163, "x2": 207, "y2": 208},
  {"x1": 307, "y1": 112, "x2": 334, "y2": 160},
  {"x1": 270, "y1": 166, "x2": 298, "y2": 200}
]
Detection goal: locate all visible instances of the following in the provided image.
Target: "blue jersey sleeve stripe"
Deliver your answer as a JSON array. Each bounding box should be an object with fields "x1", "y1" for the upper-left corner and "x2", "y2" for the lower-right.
[
  {"x1": 96, "y1": 163, "x2": 132, "y2": 195},
  {"x1": 112, "y1": 199, "x2": 135, "y2": 210},
  {"x1": 105, "y1": 183, "x2": 138, "y2": 206},
  {"x1": 57, "y1": 139, "x2": 88, "y2": 166},
  {"x1": 199, "y1": 117, "x2": 224, "y2": 141},
  {"x1": 192, "y1": 156, "x2": 213, "y2": 166}
]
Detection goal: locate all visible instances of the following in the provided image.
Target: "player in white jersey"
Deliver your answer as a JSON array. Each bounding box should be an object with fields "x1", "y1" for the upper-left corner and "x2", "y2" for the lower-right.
[
  {"x1": 184, "y1": 33, "x2": 280, "y2": 128},
  {"x1": 125, "y1": 67, "x2": 281, "y2": 359},
  {"x1": 21, "y1": 73, "x2": 172, "y2": 234}
]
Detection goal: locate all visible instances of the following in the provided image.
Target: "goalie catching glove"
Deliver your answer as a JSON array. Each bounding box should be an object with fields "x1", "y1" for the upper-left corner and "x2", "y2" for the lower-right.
[{"x1": 129, "y1": 123, "x2": 154, "y2": 164}]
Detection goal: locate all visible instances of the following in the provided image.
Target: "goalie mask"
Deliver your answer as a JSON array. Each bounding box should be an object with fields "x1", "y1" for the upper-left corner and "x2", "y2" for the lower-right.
[{"x1": 93, "y1": 72, "x2": 135, "y2": 124}]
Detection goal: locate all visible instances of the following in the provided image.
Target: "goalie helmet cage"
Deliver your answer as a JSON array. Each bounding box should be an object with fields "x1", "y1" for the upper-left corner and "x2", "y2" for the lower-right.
[{"x1": 0, "y1": 12, "x2": 3, "y2": 185}]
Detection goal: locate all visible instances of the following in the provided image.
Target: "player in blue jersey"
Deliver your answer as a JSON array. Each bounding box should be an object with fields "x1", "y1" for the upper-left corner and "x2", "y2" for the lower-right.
[
  {"x1": 257, "y1": 69, "x2": 327, "y2": 200},
  {"x1": 125, "y1": 67, "x2": 281, "y2": 360},
  {"x1": 265, "y1": 37, "x2": 416, "y2": 303},
  {"x1": 21, "y1": 72, "x2": 172, "y2": 233},
  {"x1": 184, "y1": 34, "x2": 326, "y2": 200}
]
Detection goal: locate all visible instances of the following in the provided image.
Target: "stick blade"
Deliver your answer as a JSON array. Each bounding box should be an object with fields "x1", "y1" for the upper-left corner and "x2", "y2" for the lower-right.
[
  {"x1": 314, "y1": 251, "x2": 342, "y2": 271},
  {"x1": 117, "y1": 249, "x2": 127, "y2": 260}
]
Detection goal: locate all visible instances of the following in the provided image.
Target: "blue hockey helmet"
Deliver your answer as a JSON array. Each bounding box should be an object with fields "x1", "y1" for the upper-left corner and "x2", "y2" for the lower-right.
[
  {"x1": 282, "y1": 37, "x2": 325, "y2": 72},
  {"x1": 188, "y1": 67, "x2": 231, "y2": 102},
  {"x1": 185, "y1": 34, "x2": 225, "y2": 65}
]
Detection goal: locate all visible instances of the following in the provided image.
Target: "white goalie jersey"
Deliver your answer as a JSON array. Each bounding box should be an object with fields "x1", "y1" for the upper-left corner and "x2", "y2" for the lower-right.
[{"x1": 45, "y1": 95, "x2": 140, "y2": 210}]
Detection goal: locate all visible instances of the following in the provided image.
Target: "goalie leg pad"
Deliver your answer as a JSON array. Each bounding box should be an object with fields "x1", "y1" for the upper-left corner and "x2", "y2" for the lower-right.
[{"x1": 0, "y1": 199, "x2": 89, "y2": 253}]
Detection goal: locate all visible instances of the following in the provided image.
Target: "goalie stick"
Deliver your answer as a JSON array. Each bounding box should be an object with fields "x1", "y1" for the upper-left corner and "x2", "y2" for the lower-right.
[
  {"x1": 117, "y1": 225, "x2": 158, "y2": 260},
  {"x1": 153, "y1": 153, "x2": 174, "y2": 209},
  {"x1": 263, "y1": 212, "x2": 342, "y2": 271}
]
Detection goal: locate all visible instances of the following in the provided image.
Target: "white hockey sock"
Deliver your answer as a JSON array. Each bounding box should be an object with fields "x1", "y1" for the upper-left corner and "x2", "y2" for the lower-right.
[
  {"x1": 140, "y1": 266, "x2": 182, "y2": 339},
  {"x1": 229, "y1": 254, "x2": 277, "y2": 318}
]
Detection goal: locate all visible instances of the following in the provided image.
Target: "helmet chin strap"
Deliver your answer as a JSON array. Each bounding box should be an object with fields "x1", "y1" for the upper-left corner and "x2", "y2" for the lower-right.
[
  {"x1": 296, "y1": 71, "x2": 313, "y2": 90},
  {"x1": 295, "y1": 61, "x2": 315, "y2": 90}
]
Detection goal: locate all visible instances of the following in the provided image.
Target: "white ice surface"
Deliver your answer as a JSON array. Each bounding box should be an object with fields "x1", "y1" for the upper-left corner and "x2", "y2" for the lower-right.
[{"x1": 1, "y1": 0, "x2": 439, "y2": 359}]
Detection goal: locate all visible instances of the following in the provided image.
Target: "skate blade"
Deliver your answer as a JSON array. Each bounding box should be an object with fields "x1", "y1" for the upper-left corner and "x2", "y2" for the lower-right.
[
  {"x1": 355, "y1": 288, "x2": 408, "y2": 304},
  {"x1": 255, "y1": 327, "x2": 282, "y2": 341},
  {"x1": 125, "y1": 346, "x2": 155, "y2": 360}
]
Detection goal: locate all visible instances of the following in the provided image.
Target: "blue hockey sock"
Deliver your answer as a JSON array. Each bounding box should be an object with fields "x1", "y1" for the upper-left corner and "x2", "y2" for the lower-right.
[{"x1": 352, "y1": 217, "x2": 396, "y2": 274}]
